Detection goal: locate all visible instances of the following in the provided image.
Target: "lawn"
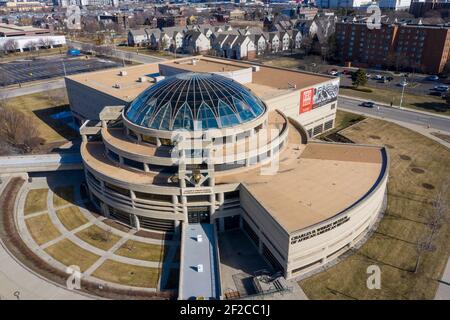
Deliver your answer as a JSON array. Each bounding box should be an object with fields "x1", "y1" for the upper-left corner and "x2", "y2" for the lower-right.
[
  {"x1": 117, "y1": 46, "x2": 173, "y2": 59},
  {"x1": 25, "y1": 214, "x2": 61, "y2": 245},
  {"x1": 92, "y1": 259, "x2": 160, "y2": 288},
  {"x1": 23, "y1": 188, "x2": 48, "y2": 215},
  {"x1": 56, "y1": 206, "x2": 89, "y2": 231},
  {"x1": 75, "y1": 224, "x2": 121, "y2": 251},
  {"x1": 300, "y1": 118, "x2": 450, "y2": 299},
  {"x1": 53, "y1": 186, "x2": 74, "y2": 207},
  {"x1": 2, "y1": 90, "x2": 77, "y2": 144},
  {"x1": 115, "y1": 240, "x2": 166, "y2": 262},
  {"x1": 340, "y1": 86, "x2": 449, "y2": 115},
  {"x1": 44, "y1": 238, "x2": 100, "y2": 272}
]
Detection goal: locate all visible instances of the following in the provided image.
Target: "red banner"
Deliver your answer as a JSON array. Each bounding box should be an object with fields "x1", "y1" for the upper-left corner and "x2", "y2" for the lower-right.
[{"x1": 300, "y1": 88, "x2": 314, "y2": 114}]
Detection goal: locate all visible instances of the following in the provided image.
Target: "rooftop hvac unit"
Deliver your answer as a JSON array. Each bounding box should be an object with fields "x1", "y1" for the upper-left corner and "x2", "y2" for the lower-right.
[
  {"x1": 138, "y1": 76, "x2": 148, "y2": 83},
  {"x1": 197, "y1": 234, "x2": 203, "y2": 242},
  {"x1": 153, "y1": 75, "x2": 165, "y2": 82},
  {"x1": 191, "y1": 58, "x2": 197, "y2": 66},
  {"x1": 252, "y1": 66, "x2": 260, "y2": 72},
  {"x1": 197, "y1": 264, "x2": 204, "y2": 273},
  {"x1": 113, "y1": 83, "x2": 121, "y2": 89},
  {"x1": 119, "y1": 70, "x2": 127, "y2": 76}
]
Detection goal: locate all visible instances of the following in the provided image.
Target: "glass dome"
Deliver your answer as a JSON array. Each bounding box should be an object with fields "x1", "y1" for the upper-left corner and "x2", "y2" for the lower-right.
[{"x1": 124, "y1": 72, "x2": 266, "y2": 131}]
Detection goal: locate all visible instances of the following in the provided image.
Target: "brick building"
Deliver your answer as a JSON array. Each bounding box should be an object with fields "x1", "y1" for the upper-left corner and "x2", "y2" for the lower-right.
[{"x1": 335, "y1": 19, "x2": 450, "y2": 74}]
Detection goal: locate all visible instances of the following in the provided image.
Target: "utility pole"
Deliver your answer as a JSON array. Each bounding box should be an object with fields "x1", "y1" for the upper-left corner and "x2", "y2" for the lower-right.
[{"x1": 62, "y1": 60, "x2": 67, "y2": 77}]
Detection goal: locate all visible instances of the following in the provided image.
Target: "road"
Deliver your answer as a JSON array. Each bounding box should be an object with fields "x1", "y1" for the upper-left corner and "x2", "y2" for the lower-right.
[
  {"x1": 66, "y1": 40, "x2": 167, "y2": 64},
  {"x1": 338, "y1": 96, "x2": 450, "y2": 133},
  {"x1": 0, "y1": 79, "x2": 65, "y2": 99}
]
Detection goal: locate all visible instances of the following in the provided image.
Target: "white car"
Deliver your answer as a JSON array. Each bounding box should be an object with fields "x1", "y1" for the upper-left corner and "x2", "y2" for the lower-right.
[
  {"x1": 329, "y1": 70, "x2": 339, "y2": 76},
  {"x1": 434, "y1": 85, "x2": 449, "y2": 92},
  {"x1": 399, "y1": 81, "x2": 408, "y2": 87},
  {"x1": 374, "y1": 74, "x2": 383, "y2": 80},
  {"x1": 427, "y1": 75, "x2": 439, "y2": 81}
]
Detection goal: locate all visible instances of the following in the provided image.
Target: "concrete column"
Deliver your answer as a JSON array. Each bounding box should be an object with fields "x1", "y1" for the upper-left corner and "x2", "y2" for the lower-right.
[
  {"x1": 209, "y1": 193, "x2": 215, "y2": 216},
  {"x1": 156, "y1": 137, "x2": 162, "y2": 147},
  {"x1": 119, "y1": 156, "x2": 124, "y2": 165},
  {"x1": 133, "y1": 214, "x2": 140, "y2": 231},
  {"x1": 81, "y1": 135, "x2": 87, "y2": 143},
  {"x1": 101, "y1": 120, "x2": 107, "y2": 128},
  {"x1": 218, "y1": 192, "x2": 224, "y2": 205},
  {"x1": 137, "y1": 134, "x2": 142, "y2": 143},
  {"x1": 174, "y1": 220, "x2": 181, "y2": 236}
]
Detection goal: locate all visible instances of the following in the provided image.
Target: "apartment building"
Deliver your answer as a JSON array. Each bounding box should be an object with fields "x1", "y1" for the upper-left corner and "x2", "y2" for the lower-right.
[{"x1": 335, "y1": 19, "x2": 450, "y2": 74}]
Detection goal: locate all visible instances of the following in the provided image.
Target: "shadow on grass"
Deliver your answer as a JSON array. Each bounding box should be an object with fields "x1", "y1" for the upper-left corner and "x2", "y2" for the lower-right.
[
  {"x1": 412, "y1": 102, "x2": 449, "y2": 114},
  {"x1": 33, "y1": 104, "x2": 79, "y2": 141}
]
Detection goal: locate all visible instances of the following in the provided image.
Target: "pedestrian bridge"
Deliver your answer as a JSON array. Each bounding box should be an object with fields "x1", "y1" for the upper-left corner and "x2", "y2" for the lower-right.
[
  {"x1": 179, "y1": 223, "x2": 221, "y2": 300},
  {"x1": 0, "y1": 153, "x2": 82, "y2": 174}
]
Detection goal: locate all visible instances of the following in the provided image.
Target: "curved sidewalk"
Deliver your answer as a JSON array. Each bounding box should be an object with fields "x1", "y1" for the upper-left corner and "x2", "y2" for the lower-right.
[{"x1": 0, "y1": 176, "x2": 92, "y2": 300}]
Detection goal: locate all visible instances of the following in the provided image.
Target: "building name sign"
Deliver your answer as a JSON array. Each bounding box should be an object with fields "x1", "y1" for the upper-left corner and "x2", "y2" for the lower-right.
[
  {"x1": 181, "y1": 188, "x2": 213, "y2": 196},
  {"x1": 290, "y1": 216, "x2": 350, "y2": 245}
]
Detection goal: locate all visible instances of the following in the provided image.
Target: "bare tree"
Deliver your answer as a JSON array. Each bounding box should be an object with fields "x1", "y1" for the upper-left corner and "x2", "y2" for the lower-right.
[
  {"x1": 39, "y1": 38, "x2": 55, "y2": 49},
  {"x1": 414, "y1": 181, "x2": 449, "y2": 273},
  {"x1": 2, "y1": 39, "x2": 18, "y2": 53},
  {"x1": 0, "y1": 107, "x2": 44, "y2": 153}
]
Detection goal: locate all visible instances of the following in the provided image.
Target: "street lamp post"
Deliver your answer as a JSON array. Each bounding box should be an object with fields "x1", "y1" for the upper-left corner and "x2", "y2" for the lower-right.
[{"x1": 399, "y1": 78, "x2": 406, "y2": 109}]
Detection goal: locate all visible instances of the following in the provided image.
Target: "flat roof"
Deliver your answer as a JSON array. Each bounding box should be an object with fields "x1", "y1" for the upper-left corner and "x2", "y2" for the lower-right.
[
  {"x1": 67, "y1": 56, "x2": 332, "y2": 103},
  {"x1": 180, "y1": 224, "x2": 220, "y2": 299},
  {"x1": 216, "y1": 126, "x2": 384, "y2": 234},
  {"x1": 0, "y1": 23, "x2": 48, "y2": 34},
  {"x1": 67, "y1": 63, "x2": 160, "y2": 102}
]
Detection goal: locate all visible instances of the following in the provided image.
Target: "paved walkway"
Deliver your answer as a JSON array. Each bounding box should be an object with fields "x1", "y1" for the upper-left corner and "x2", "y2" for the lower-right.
[
  {"x1": 9, "y1": 173, "x2": 180, "y2": 296},
  {"x1": 0, "y1": 176, "x2": 92, "y2": 300}
]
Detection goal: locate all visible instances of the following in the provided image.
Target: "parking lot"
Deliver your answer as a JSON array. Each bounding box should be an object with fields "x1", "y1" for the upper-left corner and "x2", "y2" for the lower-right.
[
  {"x1": 0, "y1": 55, "x2": 120, "y2": 87},
  {"x1": 336, "y1": 69, "x2": 448, "y2": 97}
]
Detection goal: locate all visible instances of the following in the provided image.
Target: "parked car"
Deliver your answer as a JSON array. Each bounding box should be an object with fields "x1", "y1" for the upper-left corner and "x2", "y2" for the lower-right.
[
  {"x1": 427, "y1": 75, "x2": 440, "y2": 81},
  {"x1": 399, "y1": 80, "x2": 408, "y2": 87},
  {"x1": 386, "y1": 76, "x2": 394, "y2": 81},
  {"x1": 374, "y1": 74, "x2": 383, "y2": 80},
  {"x1": 329, "y1": 70, "x2": 339, "y2": 76},
  {"x1": 361, "y1": 101, "x2": 375, "y2": 108},
  {"x1": 434, "y1": 85, "x2": 449, "y2": 92}
]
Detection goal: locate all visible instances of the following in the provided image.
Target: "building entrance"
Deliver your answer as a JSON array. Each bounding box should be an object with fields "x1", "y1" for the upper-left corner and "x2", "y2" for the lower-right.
[{"x1": 188, "y1": 207, "x2": 210, "y2": 224}]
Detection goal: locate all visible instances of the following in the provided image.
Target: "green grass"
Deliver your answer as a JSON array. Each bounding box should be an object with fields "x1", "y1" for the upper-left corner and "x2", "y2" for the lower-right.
[
  {"x1": 75, "y1": 224, "x2": 121, "y2": 251},
  {"x1": 56, "y1": 206, "x2": 89, "y2": 231},
  {"x1": 92, "y1": 259, "x2": 160, "y2": 288},
  {"x1": 23, "y1": 188, "x2": 48, "y2": 215},
  {"x1": 25, "y1": 214, "x2": 61, "y2": 245},
  {"x1": 44, "y1": 239, "x2": 100, "y2": 272},
  {"x1": 340, "y1": 86, "x2": 449, "y2": 115},
  {"x1": 300, "y1": 118, "x2": 450, "y2": 299},
  {"x1": 115, "y1": 240, "x2": 166, "y2": 262}
]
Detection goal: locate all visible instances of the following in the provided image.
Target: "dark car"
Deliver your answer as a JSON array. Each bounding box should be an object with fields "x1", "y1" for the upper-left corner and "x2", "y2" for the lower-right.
[{"x1": 361, "y1": 102, "x2": 375, "y2": 108}]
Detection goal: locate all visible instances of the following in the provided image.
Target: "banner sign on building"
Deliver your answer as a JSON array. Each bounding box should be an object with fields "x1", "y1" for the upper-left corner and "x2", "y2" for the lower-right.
[
  {"x1": 312, "y1": 79, "x2": 339, "y2": 109},
  {"x1": 300, "y1": 79, "x2": 340, "y2": 114}
]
